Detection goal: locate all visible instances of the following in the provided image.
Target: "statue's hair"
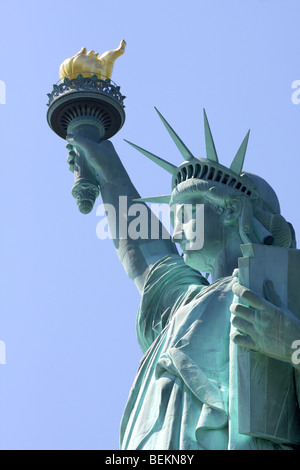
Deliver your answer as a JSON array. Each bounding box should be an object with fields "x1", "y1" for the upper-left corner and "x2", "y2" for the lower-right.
[{"x1": 170, "y1": 177, "x2": 296, "y2": 249}]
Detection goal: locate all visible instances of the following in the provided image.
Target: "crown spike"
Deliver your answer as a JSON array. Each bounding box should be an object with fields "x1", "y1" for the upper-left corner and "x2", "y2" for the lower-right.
[
  {"x1": 133, "y1": 195, "x2": 171, "y2": 204},
  {"x1": 203, "y1": 109, "x2": 219, "y2": 163},
  {"x1": 154, "y1": 107, "x2": 195, "y2": 161},
  {"x1": 230, "y1": 130, "x2": 250, "y2": 175},
  {"x1": 124, "y1": 140, "x2": 176, "y2": 174}
]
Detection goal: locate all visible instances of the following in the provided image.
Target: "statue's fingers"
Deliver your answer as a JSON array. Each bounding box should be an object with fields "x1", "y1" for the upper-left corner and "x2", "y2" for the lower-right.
[
  {"x1": 230, "y1": 302, "x2": 255, "y2": 323},
  {"x1": 230, "y1": 331, "x2": 256, "y2": 350},
  {"x1": 231, "y1": 314, "x2": 255, "y2": 337},
  {"x1": 66, "y1": 133, "x2": 96, "y2": 153},
  {"x1": 232, "y1": 283, "x2": 271, "y2": 311},
  {"x1": 67, "y1": 151, "x2": 76, "y2": 163},
  {"x1": 232, "y1": 268, "x2": 239, "y2": 279}
]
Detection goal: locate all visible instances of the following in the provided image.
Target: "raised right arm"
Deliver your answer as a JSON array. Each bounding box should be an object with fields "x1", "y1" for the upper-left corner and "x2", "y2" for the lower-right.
[{"x1": 67, "y1": 135, "x2": 178, "y2": 293}]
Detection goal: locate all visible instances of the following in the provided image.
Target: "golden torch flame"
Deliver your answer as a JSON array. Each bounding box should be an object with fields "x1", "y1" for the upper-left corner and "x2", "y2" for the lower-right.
[{"x1": 59, "y1": 39, "x2": 126, "y2": 81}]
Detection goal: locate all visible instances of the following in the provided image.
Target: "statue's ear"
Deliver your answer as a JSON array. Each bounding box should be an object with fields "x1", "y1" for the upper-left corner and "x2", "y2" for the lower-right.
[{"x1": 223, "y1": 199, "x2": 242, "y2": 225}]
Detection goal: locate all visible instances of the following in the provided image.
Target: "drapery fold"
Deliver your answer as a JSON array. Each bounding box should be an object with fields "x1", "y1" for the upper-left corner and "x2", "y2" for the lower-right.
[{"x1": 120, "y1": 255, "x2": 297, "y2": 450}]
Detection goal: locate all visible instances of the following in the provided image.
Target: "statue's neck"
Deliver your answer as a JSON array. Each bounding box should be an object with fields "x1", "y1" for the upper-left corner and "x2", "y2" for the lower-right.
[{"x1": 210, "y1": 233, "x2": 243, "y2": 282}]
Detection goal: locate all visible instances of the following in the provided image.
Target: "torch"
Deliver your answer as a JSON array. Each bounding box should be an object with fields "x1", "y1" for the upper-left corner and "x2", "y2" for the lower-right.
[{"x1": 46, "y1": 40, "x2": 126, "y2": 214}]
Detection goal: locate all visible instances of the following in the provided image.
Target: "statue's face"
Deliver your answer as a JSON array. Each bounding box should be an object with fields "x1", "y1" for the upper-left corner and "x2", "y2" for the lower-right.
[{"x1": 171, "y1": 196, "x2": 224, "y2": 273}]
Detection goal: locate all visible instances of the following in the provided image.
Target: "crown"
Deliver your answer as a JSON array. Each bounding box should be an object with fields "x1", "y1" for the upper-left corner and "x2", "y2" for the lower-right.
[
  {"x1": 124, "y1": 108, "x2": 258, "y2": 204},
  {"x1": 124, "y1": 110, "x2": 297, "y2": 248}
]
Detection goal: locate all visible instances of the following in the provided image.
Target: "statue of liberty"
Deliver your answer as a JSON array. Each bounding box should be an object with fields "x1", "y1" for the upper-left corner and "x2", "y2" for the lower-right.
[
  {"x1": 64, "y1": 106, "x2": 300, "y2": 450},
  {"x1": 45, "y1": 41, "x2": 300, "y2": 451}
]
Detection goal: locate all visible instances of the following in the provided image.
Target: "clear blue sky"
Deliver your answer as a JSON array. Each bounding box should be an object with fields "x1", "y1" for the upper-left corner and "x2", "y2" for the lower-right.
[{"x1": 0, "y1": 0, "x2": 300, "y2": 450}]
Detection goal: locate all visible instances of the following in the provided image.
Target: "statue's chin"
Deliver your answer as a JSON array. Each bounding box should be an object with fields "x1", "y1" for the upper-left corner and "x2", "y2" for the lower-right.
[{"x1": 183, "y1": 253, "x2": 212, "y2": 273}]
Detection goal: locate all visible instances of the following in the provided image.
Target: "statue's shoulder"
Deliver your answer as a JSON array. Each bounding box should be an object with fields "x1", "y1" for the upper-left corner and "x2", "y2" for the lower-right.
[{"x1": 147, "y1": 254, "x2": 209, "y2": 287}]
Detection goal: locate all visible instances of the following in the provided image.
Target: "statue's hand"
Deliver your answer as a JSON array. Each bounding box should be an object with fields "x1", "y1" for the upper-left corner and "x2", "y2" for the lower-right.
[
  {"x1": 66, "y1": 134, "x2": 121, "y2": 183},
  {"x1": 66, "y1": 143, "x2": 76, "y2": 173},
  {"x1": 230, "y1": 277, "x2": 300, "y2": 366}
]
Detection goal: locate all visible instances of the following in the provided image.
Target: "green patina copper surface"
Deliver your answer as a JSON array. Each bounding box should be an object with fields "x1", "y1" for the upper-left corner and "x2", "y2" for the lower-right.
[{"x1": 47, "y1": 66, "x2": 300, "y2": 449}]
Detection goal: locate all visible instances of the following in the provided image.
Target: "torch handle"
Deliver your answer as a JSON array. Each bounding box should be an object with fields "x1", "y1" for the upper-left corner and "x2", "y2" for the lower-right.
[
  {"x1": 71, "y1": 148, "x2": 100, "y2": 214},
  {"x1": 67, "y1": 117, "x2": 105, "y2": 214}
]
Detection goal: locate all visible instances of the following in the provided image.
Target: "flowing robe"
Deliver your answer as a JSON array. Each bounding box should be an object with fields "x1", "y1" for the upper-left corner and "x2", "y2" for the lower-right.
[{"x1": 120, "y1": 255, "x2": 296, "y2": 450}]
